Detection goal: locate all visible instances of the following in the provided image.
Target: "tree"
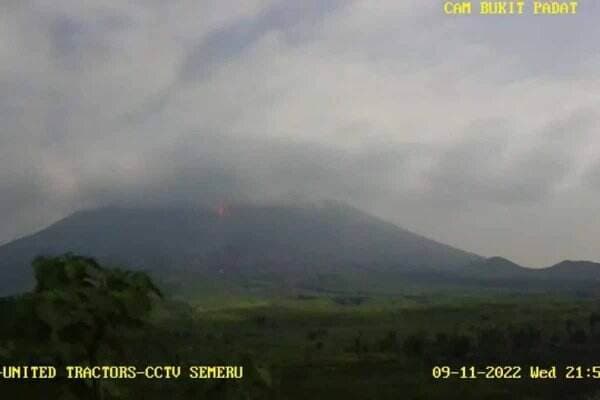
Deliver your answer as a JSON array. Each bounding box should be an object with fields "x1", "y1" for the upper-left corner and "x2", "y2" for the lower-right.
[
  {"x1": 589, "y1": 312, "x2": 600, "y2": 335},
  {"x1": 477, "y1": 327, "x2": 506, "y2": 361},
  {"x1": 30, "y1": 254, "x2": 162, "y2": 399},
  {"x1": 402, "y1": 333, "x2": 426, "y2": 358}
]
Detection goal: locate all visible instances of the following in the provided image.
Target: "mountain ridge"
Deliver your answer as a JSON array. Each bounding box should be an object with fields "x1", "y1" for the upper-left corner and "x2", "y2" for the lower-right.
[{"x1": 0, "y1": 203, "x2": 599, "y2": 295}]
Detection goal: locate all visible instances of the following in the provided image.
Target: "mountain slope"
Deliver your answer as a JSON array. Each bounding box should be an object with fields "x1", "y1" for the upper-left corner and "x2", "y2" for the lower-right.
[
  {"x1": 459, "y1": 257, "x2": 534, "y2": 279},
  {"x1": 543, "y1": 260, "x2": 600, "y2": 282},
  {"x1": 2, "y1": 203, "x2": 600, "y2": 296},
  {"x1": 0, "y1": 203, "x2": 482, "y2": 295}
]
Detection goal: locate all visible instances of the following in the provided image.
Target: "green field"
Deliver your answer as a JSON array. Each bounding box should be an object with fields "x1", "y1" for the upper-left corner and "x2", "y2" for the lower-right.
[
  {"x1": 4, "y1": 256, "x2": 600, "y2": 399},
  {"x1": 168, "y1": 292, "x2": 600, "y2": 399}
]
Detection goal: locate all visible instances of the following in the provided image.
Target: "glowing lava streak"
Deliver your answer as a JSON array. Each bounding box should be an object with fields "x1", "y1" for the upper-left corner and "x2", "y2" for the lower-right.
[{"x1": 216, "y1": 203, "x2": 230, "y2": 217}]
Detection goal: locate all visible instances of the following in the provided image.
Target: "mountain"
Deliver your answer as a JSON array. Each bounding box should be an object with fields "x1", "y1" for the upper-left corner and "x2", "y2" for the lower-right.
[
  {"x1": 543, "y1": 260, "x2": 600, "y2": 282},
  {"x1": 460, "y1": 256, "x2": 529, "y2": 277},
  {"x1": 453, "y1": 257, "x2": 600, "y2": 291},
  {"x1": 1, "y1": 203, "x2": 599, "y2": 296},
  {"x1": 0, "y1": 203, "x2": 482, "y2": 295}
]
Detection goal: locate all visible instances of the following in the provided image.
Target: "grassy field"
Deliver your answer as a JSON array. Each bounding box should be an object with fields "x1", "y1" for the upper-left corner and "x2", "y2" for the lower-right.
[
  {"x1": 137, "y1": 291, "x2": 600, "y2": 399},
  {"x1": 5, "y1": 285, "x2": 600, "y2": 399}
]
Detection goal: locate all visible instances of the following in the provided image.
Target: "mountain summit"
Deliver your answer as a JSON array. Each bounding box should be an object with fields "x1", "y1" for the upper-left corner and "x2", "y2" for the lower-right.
[
  {"x1": 0, "y1": 203, "x2": 480, "y2": 295},
  {"x1": 1, "y1": 203, "x2": 599, "y2": 296}
]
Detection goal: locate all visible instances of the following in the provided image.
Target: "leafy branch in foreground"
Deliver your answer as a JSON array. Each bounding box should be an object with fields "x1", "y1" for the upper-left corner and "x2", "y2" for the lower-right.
[
  {"x1": 2, "y1": 254, "x2": 161, "y2": 399},
  {"x1": 31, "y1": 254, "x2": 162, "y2": 365}
]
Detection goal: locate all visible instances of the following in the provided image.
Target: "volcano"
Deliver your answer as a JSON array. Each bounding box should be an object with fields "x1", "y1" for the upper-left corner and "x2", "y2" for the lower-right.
[
  {"x1": 0, "y1": 202, "x2": 599, "y2": 296},
  {"x1": 0, "y1": 202, "x2": 481, "y2": 295}
]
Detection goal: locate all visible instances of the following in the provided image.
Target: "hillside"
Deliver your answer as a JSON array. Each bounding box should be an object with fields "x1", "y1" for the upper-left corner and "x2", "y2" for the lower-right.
[
  {"x1": 0, "y1": 203, "x2": 481, "y2": 295},
  {"x1": 2, "y1": 203, "x2": 600, "y2": 296}
]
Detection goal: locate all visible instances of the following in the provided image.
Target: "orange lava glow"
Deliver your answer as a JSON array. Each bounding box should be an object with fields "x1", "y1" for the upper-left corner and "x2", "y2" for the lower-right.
[{"x1": 216, "y1": 204, "x2": 230, "y2": 217}]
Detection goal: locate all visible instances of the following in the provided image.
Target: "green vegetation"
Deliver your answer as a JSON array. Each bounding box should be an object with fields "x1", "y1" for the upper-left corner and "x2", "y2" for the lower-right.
[{"x1": 3, "y1": 255, "x2": 600, "y2": 399}]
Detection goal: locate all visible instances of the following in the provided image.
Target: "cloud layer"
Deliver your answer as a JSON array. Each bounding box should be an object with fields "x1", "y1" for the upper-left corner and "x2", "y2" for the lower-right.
[{"x1": 1, "y1": 0, "x2": 600, "y2": 266}]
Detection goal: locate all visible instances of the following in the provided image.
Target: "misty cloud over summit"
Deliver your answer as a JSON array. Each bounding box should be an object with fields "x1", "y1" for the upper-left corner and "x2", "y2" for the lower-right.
[{"x1": 1, "y1": 0, "x2": 600, "y2": 266}]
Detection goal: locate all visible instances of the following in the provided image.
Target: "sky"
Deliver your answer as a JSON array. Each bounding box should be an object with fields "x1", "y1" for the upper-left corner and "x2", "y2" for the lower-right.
[{"x1": 1, "y1": 0, "x2": 599, "y2": 267}]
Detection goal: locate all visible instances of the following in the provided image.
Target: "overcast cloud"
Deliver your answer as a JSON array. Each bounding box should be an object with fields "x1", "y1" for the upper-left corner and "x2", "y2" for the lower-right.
[{"x1": 1, "y1": 0, "x2": 600, "y2": 267}]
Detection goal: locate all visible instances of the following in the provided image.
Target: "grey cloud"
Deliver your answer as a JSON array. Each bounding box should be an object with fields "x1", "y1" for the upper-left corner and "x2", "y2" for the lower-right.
[
  {"x1": 179, "y1": 0, "x2": 348, "y2": 81},
  {"x1": 426, "y1": 112, "x2": 596, "y2": 207},
  {"x1": 0, "y1": 173, "x2": 53, "y2": 246},
  {"x1": 51, "y1": 16, "x2": 91, "y2": 57},
  {"x1": 584, "y1": 157, "x2": 600, "y2": 190},
  {"x1": 48, "y1": 13, "x2": 133, "y2": 70},
  {"x1": 447, "y1": 1, "x2": 600, "y2": 78},
  {"x1": 114, "y1": 0, "x2": 353, "y2": 125},
  {"x1": 0, "y1": 178, "x2": 45, "y2": 218},
  {"x1": 1, "y1": 0, "x2": 600, "y2": 266},
  {"x1": 69, "y1": 133, "x2": 419, "y2": 211}
]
